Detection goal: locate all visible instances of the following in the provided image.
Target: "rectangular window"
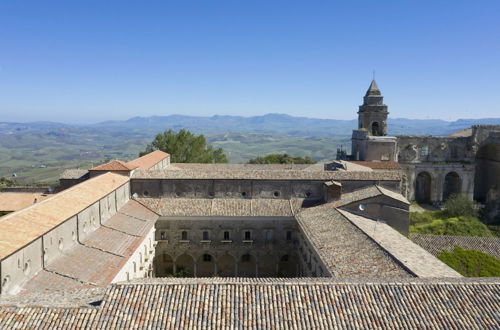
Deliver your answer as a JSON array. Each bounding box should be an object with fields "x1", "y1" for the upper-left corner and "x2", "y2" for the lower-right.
[
  {"x1": 223, "y1": 231, "x2": 230, "y2": 240},
  {"x1": 202, "y1": 231, "x2": 209, "y2": 240},
  {"x1": 160, "y1": 231, "x2": 166, "y2": 240},
  {"x1": 181, "y1": 231, "x2": 188, "y2": 240},
  {"x1": 244, "y1": 231, "x2": 251, "y2": 240},
  {"x1": 286, "y1": 231, "x2": 292, "y2": 241},
  {"x1": 203, "y1": 254, "x2": 212, "y2": 262},
  {"x1": 265, "y1": 231, "x2": 272, "y2": 241}
]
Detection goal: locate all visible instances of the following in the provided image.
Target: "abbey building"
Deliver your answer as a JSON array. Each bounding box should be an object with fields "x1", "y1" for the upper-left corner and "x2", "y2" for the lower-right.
[{"x1": 350, "y1": 80, "x2": 500, "y2": 219}]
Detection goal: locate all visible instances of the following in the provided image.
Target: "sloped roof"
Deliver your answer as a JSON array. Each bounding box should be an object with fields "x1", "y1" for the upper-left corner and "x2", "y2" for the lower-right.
[
  {"x1": 59, "y1": 169, "x2": 89, "y2": 180},
  {"x1": 333, "y1": 185, "x2": 409, "y2": 208},
  {"x1": 0, "y1": 193, "x2": 51, "y2": 212},
  {"x1": 3, "y1": 279, "x2": 498, "y2": 328},
  {"x1": 410, "y1": 234, "x2": 500, "y2": 259},
  {"x1": 295, "y1": 203, "x2": 412, "y2": 277},
  {"x1": 338, "y1": 209, "x2": 461, "y2": 278},
  {"x1": 132, "y1": 169, "x2": 401, "y2": 181},
  {"x1": 136, "y1": 198, "x2": 301, "y2": 217},
  {"x1": 365, "y1": 79, "x2": 381, "y2": 96},
  {"x1": 0, "y1": 173, "x2": 129, "y2": 260},
  {"x1": 89, "y1": 160, "x2": 136, "y2": 171},
  {"x1": 126, "y1": 150, "x2": 169, "y2": 170}
]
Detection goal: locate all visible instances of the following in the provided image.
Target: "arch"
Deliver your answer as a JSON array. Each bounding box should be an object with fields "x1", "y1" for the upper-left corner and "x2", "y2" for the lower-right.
[
  {"x1": 217, "y1": 254, "x2": 236, "y2": 277},
  {"x1": 443, "y1": 172, "x2": 461, "y2": 201},
  {"x1": 474, "y1": 143, "x2": 500, "y2": 202},
  {"x1": 415, "y1": 171, "x2": 432, "y2": 203},
  {"x1": 371, "y1": 122, "x2": 381, "y2": 136},
  {"x1": 278, "y1": 254, "x2": 299, "y2": 277},
  {"x1": 259, "y1": 255, "x2": 277, "y2": 277},
  {"x1": 175, "y1": 254, "x2": 194, "y2": 277},
  {"x1": 153, "y1": 253, "x2": 174, "y2": 277},
  {"x1": 196, "y1": 253, "x2": 216, "y2": 277},
  {"x1": 238, "y1": 253, "x2": 257, "y2": 277}
]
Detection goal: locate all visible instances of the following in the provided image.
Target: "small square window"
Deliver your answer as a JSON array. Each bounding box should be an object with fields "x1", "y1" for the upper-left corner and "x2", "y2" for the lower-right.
[
  {"x1": 203, "y1": 254, "x2": 212, "y2": 262},
  {"x1": 181, "y1": 231, "x2": 188, "y2": 240},
  {"x1": 241, "y1": 254, "x2": 251, "y2": 262}
]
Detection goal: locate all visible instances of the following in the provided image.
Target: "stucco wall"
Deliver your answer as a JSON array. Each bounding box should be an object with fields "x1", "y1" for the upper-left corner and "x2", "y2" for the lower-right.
[{"x1": 112, "y1": 227, "x2": 156, "y2": 282}]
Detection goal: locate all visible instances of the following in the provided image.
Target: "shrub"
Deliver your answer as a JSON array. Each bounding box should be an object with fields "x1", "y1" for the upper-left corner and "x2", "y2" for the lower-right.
[
  {"x1": 409, "y1": 212, "x2": 493, "y2": 237},
  {"x1": 442, "y1": 194, "x2": 479, "y2": 218},
  {"x1": 438, "y1": 246, "x2": 500, "y2": 277}
]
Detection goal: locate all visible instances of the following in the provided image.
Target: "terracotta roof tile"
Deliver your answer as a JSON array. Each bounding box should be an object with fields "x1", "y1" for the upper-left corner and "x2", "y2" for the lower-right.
[
  {"x1": 133, "y1": 169, "x2": 402, "y2": 181},
  {"x1": 89, "y1": 160, "x2": 135, "y2": 171},
  {"x1": 0, "y1": 173, "x2": 129, "y2": 260},
  {"x1": 0, "y1": 193, "x2": 51, "y2": 212},
  {"x1": 126, "y1": 150, "x2": 170, "y2": 170}
]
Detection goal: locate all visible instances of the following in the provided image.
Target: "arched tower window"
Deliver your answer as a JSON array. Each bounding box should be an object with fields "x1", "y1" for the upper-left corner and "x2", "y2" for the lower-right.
[{"x1": 371, "y1": 122, "x2": 381, "y2": 136}]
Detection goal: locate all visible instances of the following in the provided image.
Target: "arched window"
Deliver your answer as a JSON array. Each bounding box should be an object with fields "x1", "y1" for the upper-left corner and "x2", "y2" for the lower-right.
[
  {"x1": 415, "y1": 172, "x2": 432, "y2": 203},
  {"x1": 443, "y1": 172, "x2": 461, "y2": 201},
  {"x1": 371, "y1": 122, "x2": 381, "y2": 136}
]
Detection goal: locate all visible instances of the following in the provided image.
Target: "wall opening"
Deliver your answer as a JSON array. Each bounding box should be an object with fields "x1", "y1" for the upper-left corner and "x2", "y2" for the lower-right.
[
  {"x1": 415, "y1": 171, "x2": 432, "y2": 203},
  {"x1": 474, "y1": 143, "x2": 500, "y2": 202},
  {"x1": 443, "y1": 172, "x2": 461, "y2": 201},
  {"x1": 371, "y1": 122, "x2": 381, "y2": 136}
]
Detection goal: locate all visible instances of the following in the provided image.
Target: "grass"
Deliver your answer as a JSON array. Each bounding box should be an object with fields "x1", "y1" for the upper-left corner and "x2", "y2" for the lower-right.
[{"x1": 438, "y1": 246, "x2": 500, "y2": 277}]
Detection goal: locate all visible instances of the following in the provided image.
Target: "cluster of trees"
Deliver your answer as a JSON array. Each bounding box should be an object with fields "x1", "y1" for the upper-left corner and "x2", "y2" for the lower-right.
[
  {"x1": 142, "y1": 129, "x2": 317, "y2": 165},
  {"x1": 247, "y1": 153, "x2": 316, "y2": 164},
  {"x1": 141, "y1": 129, "x2": 227, "y2": 163},
  {"x1": 0, "y1": 177, "x2": 18, "y2": 189}
]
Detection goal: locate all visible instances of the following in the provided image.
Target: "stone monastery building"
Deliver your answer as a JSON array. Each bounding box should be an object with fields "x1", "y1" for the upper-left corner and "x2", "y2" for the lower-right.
[{"x1": 0, "y1": 83, "x2": 499, "y2": 328}]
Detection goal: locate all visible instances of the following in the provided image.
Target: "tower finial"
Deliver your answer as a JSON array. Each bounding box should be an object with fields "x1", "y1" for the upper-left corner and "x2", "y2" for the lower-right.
[{"x1": 372, "y1": 70, "x2": 375, "y2": 80}]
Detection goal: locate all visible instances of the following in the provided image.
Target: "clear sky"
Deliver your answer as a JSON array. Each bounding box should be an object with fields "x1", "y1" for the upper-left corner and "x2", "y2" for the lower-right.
[{"x1": 0, "y1": 1, "x2": 499, "y2": 123}]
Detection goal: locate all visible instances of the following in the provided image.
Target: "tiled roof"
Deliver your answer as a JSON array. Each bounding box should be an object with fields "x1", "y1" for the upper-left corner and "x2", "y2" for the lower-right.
[
  {"x1": 339, "y1": 210, "x2": 461, "y2": 278},
  {"x1": 171, "y1": 163, "x2": 313, "y2": 171},
  {"x1": 295, "y1": 204, "x2": 412, "y2": 278},
  {"x1": 127, "y1": 150, "x2": 170, "y2": 170},
  {"x1": 410, "y1": 233, "x2": 500, "y2": 259},
  {"x1": 17, "y1": 200, "x2": 157, "y2": 294},
  {"x1": 0, "y1": 173, "x2": 130, "y2": 260},
  {"x1": 348, "y1": 161, "x2": 401, "y2": 169},
  {"x1": 132, "y1": 169, "x2": 402, "y2": 181},
  {"x1": 59, "y1": 169, "x2": 89, "y2": 180},
  {"x1": 0, "y1": 193, "x2": 50, "y2": 211},
  {"x1": 89, "y1": 160, "x2": 136, "y2": 171},
  {"x1": 136, "y1": 198, "x2": 301, "y2": 217},
  {"x1": 3, "y1": 279, "x2": 498, "y2": 329},
  {"x1": 333, "y1": 185, "x2": 409, "y2": 207}
]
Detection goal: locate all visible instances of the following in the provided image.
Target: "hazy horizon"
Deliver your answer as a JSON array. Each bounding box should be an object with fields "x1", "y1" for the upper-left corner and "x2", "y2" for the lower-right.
[{"x1": 1, "y1": 1, "x2": 499, "y2": 123}]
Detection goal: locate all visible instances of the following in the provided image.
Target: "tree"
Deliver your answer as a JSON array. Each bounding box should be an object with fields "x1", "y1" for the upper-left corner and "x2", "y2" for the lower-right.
[
  {"x1": 140, "y1": 129, "x2": 228, "y2": 163},
  {"x1": 443, "y1": 194, "x2": 479, "y2": 218},
  {"x1": 247, "y1": 153, "x2": 316, "y2": 164}
]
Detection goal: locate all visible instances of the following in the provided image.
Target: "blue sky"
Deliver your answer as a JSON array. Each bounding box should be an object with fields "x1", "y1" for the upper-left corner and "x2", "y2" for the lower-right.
[{"x1": 0, "y1": 1, "x2": 499, "y2": 123}]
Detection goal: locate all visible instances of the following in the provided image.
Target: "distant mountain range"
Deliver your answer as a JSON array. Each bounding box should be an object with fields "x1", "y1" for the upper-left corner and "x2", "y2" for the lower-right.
[
  {"x1": 1, "y1": 114, "x2": 499, "y2": 183},
  {"x1": 3, "y1": 114, "x2": 498, "y2": 137},
  {"x1": 0, "y1": 113, "x2": 500, "y2": 136}
]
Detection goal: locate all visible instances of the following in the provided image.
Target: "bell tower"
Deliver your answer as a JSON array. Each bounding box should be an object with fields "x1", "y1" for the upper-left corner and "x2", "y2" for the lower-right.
[
  {"x1": 351, "y1": 80, "x2": 396, "y2": 162},
  {"x1": 358, "y1": 80, "x2": 388, "y2": 136}
]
